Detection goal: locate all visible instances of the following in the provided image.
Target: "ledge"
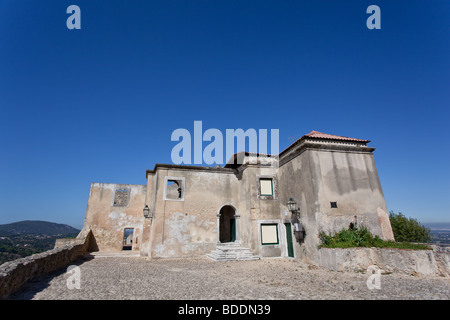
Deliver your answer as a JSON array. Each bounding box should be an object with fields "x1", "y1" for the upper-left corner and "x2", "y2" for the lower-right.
[
  {"x1": 317, "y1": 246, "x2": 449, "y2": 277},
  {"x1": 146, "y1": 163, "x2": 237, "y2": 178},
  {"x1": 0, "y1": 230, "x2": 94, "y2": 298}
]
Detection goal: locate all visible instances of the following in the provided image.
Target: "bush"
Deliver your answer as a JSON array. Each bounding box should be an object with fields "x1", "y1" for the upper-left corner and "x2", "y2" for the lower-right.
[
  {"x1": 320, "y1": 225, "x2": 380, "y2": 248},
  {"x1": 389, "y1": 211, "x2": 432, "y2": 243},
  {"x1": 319, "y1": 224, "x2": 429, "y2": 250}
]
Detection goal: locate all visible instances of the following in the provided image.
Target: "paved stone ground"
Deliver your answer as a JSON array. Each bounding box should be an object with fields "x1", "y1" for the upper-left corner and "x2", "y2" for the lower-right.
[{"x1": 8, "y1": 255, "x2": 450, "y2": 300}]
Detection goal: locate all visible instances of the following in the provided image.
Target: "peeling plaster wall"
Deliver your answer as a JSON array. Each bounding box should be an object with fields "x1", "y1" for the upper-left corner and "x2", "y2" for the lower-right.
[
  {"x1": 147, "y1": 168, "x2": 241, "y2": 258},
  {"x1": 238, "y1": 164, "x2": 282, "y2": 257},
  {"x1": 145, "y1": 163, "x2": 283, "y2": 259},
  {"x1": 312, "y1": 150, "x2": 393, "y2": 240},
  {"x1": 278, "y1": 148, "x2": 321, "y2": 263},
  {"x1": 80, "y1": 183, "x2": 146, "y2": 252},
  {"x1": 278, "y1": 147, "x2": 394, "y2": 264}
]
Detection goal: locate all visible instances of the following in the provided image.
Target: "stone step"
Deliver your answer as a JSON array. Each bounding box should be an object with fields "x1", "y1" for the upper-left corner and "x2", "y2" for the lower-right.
[
  {"x1": 215, "y1": 246, "x2": 253, "y2": 252},
  {"x1": 206, "y1": 255, "x2": 260, "y2": 261},
  {"x1": 206, "y1": 253, "x2": 260, "y2": 261},
  {"x1": 90, "y1": 251, "x2": 141, "y2": 258},
  {"x1": 206, "y1": 242, "x2": 260, "y2": 261},
  {"x1": 209, "y1": 251, "x2": 254, "y2": 259}
]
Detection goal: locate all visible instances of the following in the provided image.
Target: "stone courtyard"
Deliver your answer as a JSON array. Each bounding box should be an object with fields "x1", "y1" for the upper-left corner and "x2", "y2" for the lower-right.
[{"x1": 8, "y1": 255, "x2": 450, "y2": 300}]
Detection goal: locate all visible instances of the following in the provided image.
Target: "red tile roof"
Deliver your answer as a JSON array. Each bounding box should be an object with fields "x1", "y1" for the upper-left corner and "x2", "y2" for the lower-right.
[
  {"x1": 279, "y1": 130, "x2": 370, "y2": 156},
  {"x1": 304, "y1": 130, "x2": 370, "y2": 142}
]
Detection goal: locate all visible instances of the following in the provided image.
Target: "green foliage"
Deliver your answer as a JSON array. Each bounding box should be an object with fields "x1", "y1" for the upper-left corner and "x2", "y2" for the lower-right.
[
  {"x1": 0, "y1": 234, "x2": 74, "y2": 265},
  {"x1": 389, "y1": 211, "x2": 432, "y2": 243},
  {"x1": 0, "y1": 221, "x2": 80, "y2": 265},
  {"x1": 319, "y1": 225, "x2": 429, "y2": 250}
]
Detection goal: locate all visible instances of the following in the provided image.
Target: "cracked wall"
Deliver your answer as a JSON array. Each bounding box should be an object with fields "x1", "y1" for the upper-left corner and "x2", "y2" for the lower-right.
[{"x1": 80, "y1": 183, "x2": 146, "y2": 252}]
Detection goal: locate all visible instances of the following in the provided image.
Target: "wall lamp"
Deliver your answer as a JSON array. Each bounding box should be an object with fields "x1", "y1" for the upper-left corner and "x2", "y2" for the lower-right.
[
  {"x1": 287, "y1": 198, "x2": 306, "y2": 243},
  {"x1": 143, "y1": 204, "x2": 152, "y2": 219}
]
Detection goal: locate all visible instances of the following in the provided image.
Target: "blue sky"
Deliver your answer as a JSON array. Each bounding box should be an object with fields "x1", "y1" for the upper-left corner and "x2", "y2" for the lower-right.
[{"x1": 1, "y1": 0, "x2": 449, "y2": 229}]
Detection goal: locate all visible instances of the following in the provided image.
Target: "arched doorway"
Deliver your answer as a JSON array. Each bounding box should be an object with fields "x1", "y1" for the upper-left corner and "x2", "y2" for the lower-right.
[{"x1": 219, "y1": 205, "x2": 236, "y2": 243}]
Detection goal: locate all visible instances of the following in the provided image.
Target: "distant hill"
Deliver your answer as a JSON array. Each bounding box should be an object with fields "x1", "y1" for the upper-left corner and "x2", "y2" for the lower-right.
[
  {"x1": 0, "y1": 221, "x2": 80, "y2": 265},
  {"x1": 424, "y1": 223, "x2": 450, "y2": 231},
  {"x1": 423, "y1": 223, "x2": 450, "y2": 245},
  {"x1": 0, "y1": 220, "x2": 79, "y2": 237}
]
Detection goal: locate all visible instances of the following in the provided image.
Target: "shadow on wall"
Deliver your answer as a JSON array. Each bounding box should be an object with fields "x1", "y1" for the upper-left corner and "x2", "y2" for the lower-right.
[{"x1": 87, "y1": 233, "x2": 99, "y2": 252}]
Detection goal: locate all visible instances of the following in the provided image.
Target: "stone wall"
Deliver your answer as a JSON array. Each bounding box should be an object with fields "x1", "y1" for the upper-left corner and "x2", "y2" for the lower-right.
[
  {"x1": 54, "y1": 238, "x2": 82, "y2": 248},
  {"x1": 80, "y1": 183, "x2": 146, "y2": 252},
  {"x1": 0, "y1": 231, "x2": 93, "y2": 299},
  {"x1": 317, "y1": 246, "x2": 450, "y2": 277}
]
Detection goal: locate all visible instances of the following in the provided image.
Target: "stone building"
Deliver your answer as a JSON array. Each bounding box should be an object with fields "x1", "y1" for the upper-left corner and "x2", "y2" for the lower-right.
[{"x1": 77, "y1": 130, "x2": 394, "y2": 263}]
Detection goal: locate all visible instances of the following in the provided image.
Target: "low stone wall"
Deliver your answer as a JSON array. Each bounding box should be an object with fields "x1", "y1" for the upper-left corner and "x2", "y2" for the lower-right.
[
  {"x1": 317, "y1": 246, "x2": 449, "y2": 277},
  {"x1": 0, "y1": 231, "x2": 93, "y2": 299},
  {"x1": 54, "y1": 237, "x2": 82, "y2": 248}
]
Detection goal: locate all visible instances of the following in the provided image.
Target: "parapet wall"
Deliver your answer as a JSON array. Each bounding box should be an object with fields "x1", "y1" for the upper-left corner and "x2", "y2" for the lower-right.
[
  {"x1": 317, "y1": 246, "x2": 450, "y2": 277},
  {"x1": 0, "y1": 231, "x2": 93, "y2": 299}
]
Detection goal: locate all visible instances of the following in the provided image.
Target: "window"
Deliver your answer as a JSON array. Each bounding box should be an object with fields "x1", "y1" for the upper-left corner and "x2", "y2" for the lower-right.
[
  {"x1": 261, "y1": 224, "x2": 279, "y2": 245},
  {"x1": 113, "y1": 189, "x2": 129, "y2": 207},
  {"x1": 257, "y1": 176, "x2": 277, "y2": 199},
  {"x1": 163, "y1": 176, "x2": 185, "y2": 201},
  {"x1": 259, "y1": 178, "x2": 273, "y2": 196},
  {"x1": 166, "y1": 180, "x2": 182, "y2": 199},
  {"x1": 330, "y1": 201, "x2": 338, "y2": 208}
]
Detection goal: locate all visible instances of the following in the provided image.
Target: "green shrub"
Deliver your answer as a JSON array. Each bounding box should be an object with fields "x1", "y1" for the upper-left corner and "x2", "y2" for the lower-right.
[
  {"x1": 319, "y1": 224, "x2": 429, "y2": 250},
  {"x1": 389, "y1": 211, "x2": 432, "y2": 243}
]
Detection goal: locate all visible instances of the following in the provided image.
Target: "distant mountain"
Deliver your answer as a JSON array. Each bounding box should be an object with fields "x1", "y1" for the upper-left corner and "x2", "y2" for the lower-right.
[
  {"x1": 423, "y1": 223, "x2": 450, "y2": 245},
  {"x1": 0, "y1": 220, "x2": 80, "y2": 237},
  {"x1": 424, "y1": 223, "x2": 450, "y2": 231},
  {"x1": 0, "y1": 221, "x2": 81, "y2": 265}
]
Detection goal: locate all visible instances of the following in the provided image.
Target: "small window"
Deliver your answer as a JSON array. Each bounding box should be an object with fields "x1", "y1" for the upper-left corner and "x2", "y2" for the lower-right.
[
  {"x1": 261, "y1": 224, "x2": 279, "y2": 245},
  {"x1": 259, "y1": 178, "x2": 273, "y2": 196},
  {"x1": 257, "y1": 176, "x2": 277, "y2": 199},
  {"x1": 113, "y1": 189, "x2": 129, "y2": 207},
  {"x1": 330, "y1": 201, "x2": 338, "y2": 208},
  {"x1": 163, "y1": 176, "x2": 185, "y2": 201},
  {"x1": 166, "y1": 180, "x2": 182, "y2": 199}
]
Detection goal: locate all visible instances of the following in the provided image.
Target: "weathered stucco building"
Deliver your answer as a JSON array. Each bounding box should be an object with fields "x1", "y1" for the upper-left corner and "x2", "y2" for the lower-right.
[{"x1": 78, "y1": 131, "x2": 394, "y2": 264}]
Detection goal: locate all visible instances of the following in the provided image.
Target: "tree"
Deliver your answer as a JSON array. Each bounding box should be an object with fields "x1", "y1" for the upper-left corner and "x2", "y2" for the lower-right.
[{"x1": 389, "y1": 211, "x2": 432, "y2": 243}]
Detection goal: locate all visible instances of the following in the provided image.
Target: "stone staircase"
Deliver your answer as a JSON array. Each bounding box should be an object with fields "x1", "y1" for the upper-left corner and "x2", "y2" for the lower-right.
[{"x1": 206, "y1": 242, "x2": 260, "y2": 261}]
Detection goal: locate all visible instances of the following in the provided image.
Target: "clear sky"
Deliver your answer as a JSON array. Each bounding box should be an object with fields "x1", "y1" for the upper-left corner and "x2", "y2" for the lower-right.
[{"x1": 1, "y1": 0, "x2": 449, "y2": 229}]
